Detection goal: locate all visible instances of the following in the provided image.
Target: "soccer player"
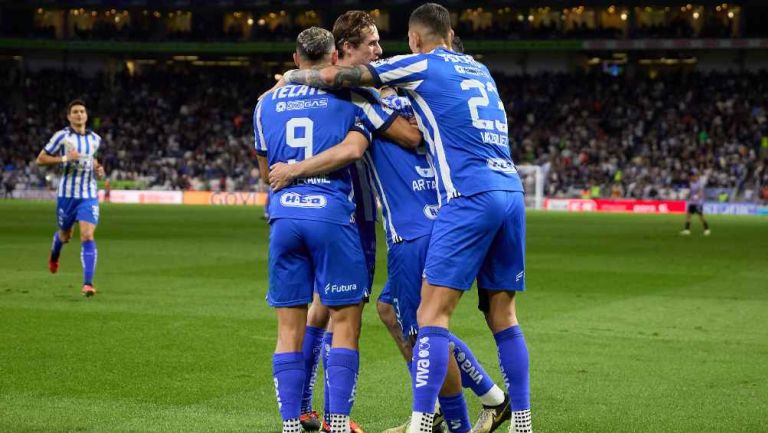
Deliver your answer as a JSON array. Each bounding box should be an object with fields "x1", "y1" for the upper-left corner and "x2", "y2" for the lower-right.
[
  {"x1": 36, "y1": 100, "x2": 105, "y2": 297},
  {"x1": 281, "y1": 4, "x2": 533, "y2": 433},
  {"x1": 681, "y1": 171, "x2": 711, "y2": 236},
  {"x1": 255, "y1": 27, "x2": 418, "y2": 433},
  {"x1": 291, "y1": 12, "x2": 390, "y2": 433},
  {"x1": 272, "y1": 16, "x2": 512, "y2": 433}
]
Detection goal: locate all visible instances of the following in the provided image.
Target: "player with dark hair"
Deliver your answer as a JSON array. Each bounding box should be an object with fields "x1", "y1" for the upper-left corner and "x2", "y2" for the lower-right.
[
  {"x1": 289, "y1": 11, "x2": 385, "y2": 433},
  {"x1": 274, "y1": 10, "x2": 514, "y2": 433},
  {"x1": 36, "y1": 99, "x2": 106, "y2": 297},
  {"x1": 256, "y1": 27, "x2": 419, "y2": 433},
  {"x1": 681, "y1": 171, "x2": 711, "y2": 236},
  {"x1": 282, "y1": 4, "x2": 533, "y2": 433}
]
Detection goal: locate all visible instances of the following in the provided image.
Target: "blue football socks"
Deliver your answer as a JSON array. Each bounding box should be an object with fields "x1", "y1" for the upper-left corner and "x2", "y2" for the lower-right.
[
  {"x1": 80, "y1": 240, "x2": 96, "y2": 285},
  {"x1": 300, "y1": 326, "x2": 325, "y2": 414},
  {"x1": 272, "y1": 352, "x2": 305, "y2": 421}
]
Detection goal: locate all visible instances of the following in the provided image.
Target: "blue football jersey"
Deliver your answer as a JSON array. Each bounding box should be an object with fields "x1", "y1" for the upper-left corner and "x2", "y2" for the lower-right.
[
  {"x1": 350, "y1": 160, "x2": 377, "y2": 223},
  {"x1": 364, "y1": 136, "x2": 438, "y2": 245},
  {"x1": 367, "y1": 48, "x2": 524, "y2": 205},
  {"x1": 254, "y1": 84, "x2": 395, "y2": 225}
]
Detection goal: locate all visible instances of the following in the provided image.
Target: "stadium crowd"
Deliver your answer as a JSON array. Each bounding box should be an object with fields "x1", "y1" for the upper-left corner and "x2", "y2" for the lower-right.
[{"x1": 2, "y1": 66, "x2": 767, "y2": 202}]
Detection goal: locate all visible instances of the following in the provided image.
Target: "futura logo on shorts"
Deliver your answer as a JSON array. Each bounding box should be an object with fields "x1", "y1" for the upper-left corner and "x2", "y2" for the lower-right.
[
  {"x1": 324, "y1": 283, "x2": 358, "y2": 295},
  {"x1": 415, "y1": 336, "x2": 431, "y2": 388}
]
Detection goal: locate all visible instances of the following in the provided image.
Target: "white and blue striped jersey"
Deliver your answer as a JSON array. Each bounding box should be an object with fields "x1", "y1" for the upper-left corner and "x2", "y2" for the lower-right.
[
  {"x1": 42, "y1": 127, "x2": 102, "y2": 199},
  {"x1": 367, "y1": 47, "x2": 524, "y2": 205},
  {"x1": 254, "y1": 84, "x2": 395, "y2": 225}
]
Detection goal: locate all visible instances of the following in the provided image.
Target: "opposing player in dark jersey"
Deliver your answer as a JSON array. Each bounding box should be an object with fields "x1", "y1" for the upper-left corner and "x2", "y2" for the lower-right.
[
  {"x1": 281, "y1": 5, "x2": 533, "y2": 433},
  {"x1": 681, "y1": 172, "x2": 711, "y2": 236}
]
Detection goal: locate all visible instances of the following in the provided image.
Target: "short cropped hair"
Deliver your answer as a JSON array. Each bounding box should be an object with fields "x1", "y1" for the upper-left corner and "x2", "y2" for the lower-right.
[
  {"x1": 332, "y1": 11, "x2": 377, "y2": 58},
  {"x1": 296, "y1": 27, "x2": 335, "y2": 61},
  {"x1": 409, "y1": 3, "x2": 451, "y2": 40},
  {"x1": 67, "y1": 99, "x2": 86, "y2": 114}
]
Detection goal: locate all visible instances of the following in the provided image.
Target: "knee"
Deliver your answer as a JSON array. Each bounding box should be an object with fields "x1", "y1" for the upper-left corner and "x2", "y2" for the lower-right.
[
  {"x1": 80, "y1": 228, "x2": 95, "y2": 242},
  {"x1": 376, "y1": 301, "x2": 394, "y2": 324},
  {"x1": 276, "y1": 328, "x2": 305, "y2": 352},
  {"x1": 307, "y1": 304, "x2": 330, "y2": 328},
  {"x1": 59, "y1": 231, "x2": 72, "y2": 243},
  {"x1": 417, "y1": 303, "x2": 443, "y2": 327},
  {"x1": 485, "y1": 307, "x2": 518, "y2": 334}
]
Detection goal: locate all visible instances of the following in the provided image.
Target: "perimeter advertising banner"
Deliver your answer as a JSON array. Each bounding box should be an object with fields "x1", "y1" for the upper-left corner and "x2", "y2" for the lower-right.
[
  {"x1": 543, "y1": 198, "x2": 687, "y2": 214},
  {"x1": 182, "y1": 191, "x2": 267, "y2": 206},
  {"x1": 97, "y1": 190, "x2": 183, "y2": 204}
]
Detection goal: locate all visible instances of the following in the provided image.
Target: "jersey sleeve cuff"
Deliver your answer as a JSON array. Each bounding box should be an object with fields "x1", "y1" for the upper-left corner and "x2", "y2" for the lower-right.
[
  {"x1": 349, "y1": 125, "x2": 372, "y2": 144},
  {"x1": 366, "y1": 64, "x2": 383, "y2": 87},
  {"x1": 43, "y1": 149, "x2": 56, "y2": 156},
  {"x1": 376, "y1": 111, "x2": 397, "y2": 133},
  {"x1": 255, "y1": 150, "x2": 267, "y2": 157}
]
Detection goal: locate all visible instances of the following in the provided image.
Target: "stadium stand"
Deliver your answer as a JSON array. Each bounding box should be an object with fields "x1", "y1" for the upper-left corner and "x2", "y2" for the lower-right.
[{"x1": 2, "y1": 66, "x2": 765, "y2": 202}]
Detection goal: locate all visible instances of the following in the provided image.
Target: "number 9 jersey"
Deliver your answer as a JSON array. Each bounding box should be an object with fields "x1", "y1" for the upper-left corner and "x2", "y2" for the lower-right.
[
  {"x1": 254, "y1": 85, "x2": 396, "y2": 225},
  {"x1": 367, "y1": 48, "x2": 524, "y2": 205}
]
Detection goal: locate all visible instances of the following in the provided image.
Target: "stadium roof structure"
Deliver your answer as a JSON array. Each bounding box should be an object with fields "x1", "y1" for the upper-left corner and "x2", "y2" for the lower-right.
[{"x1": 3, "y1": 0, "x2": 768, "y2": 6}]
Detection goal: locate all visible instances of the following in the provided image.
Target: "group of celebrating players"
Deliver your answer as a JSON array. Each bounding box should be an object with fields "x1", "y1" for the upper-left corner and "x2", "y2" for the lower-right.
[
  {"x1": 255, "y1": 4, "x2": 531, "y2": 433},
  {"x1": 35, "y1": 3, "x2": 534, "y2": 433}
]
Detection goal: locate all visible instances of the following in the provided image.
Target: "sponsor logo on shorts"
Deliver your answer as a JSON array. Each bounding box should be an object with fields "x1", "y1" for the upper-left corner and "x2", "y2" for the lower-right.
[
  {"x1": 487, "y1": 158, "x2": 518, "y2": 174},
  {"x1": 324, "y1": 283, "x2": 358, "y2": 295},
  {"x1": 280, "y1": 192, "x2": 327, "y2": 208},
  {"x1": 423, "y1": 205, "x2": 439, "y2": 220},
  {"x1": 516, "y1": 270, "x2": 524, "y2": 282}
]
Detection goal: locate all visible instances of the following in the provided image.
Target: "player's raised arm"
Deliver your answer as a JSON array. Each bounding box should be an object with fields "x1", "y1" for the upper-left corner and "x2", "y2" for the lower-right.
[
  {"x1": 269, "y1": 129, "x2": 370, "y2": 191},
  {"x1": 282, "y1": 64, "x2": 375, "y2": 89},
  {"x1": 379, "y1": 116, "x2": 421, "y2": 150}
]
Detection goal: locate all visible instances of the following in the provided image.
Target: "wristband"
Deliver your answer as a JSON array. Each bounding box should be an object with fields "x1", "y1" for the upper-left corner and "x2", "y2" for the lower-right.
[{"x1": 61, "y1": 155, "x2": 68, "y2": 163}]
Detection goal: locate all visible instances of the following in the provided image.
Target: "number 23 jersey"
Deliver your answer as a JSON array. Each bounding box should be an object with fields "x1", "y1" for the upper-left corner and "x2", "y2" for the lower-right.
[{"x1": 367, "y1": 47, "x2": 524, "y2": 205}]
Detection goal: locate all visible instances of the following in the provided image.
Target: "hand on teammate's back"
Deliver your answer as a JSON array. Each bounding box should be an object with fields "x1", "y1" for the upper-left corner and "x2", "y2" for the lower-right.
[{"x1": 268, "y1": 162, "x2": 296, "y2": 191}]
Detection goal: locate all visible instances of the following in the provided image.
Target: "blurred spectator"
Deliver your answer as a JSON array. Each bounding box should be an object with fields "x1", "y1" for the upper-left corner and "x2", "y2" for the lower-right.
[
  {"x1": 1, "y1": 66, "x2": 766, "y2": 203},
  {"x1": 504, "y1": 71, "x2": 768, "y2": 202}
]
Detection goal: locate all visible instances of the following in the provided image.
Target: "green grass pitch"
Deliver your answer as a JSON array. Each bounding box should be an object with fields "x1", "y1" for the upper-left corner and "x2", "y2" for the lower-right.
[{"x1": 0, "y1": 200, "x2": 766, "y2": 433}]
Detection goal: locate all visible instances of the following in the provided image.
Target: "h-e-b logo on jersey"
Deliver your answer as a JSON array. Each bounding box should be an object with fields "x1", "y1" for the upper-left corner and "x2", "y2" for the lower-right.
[{"x1": 280, "y1": 192, "x2": 327, "y2": 208}]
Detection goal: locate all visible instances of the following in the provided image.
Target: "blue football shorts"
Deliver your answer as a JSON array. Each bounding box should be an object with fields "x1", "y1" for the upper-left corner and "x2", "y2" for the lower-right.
[
  {"x1": 357, "y1": 219, "x2": 377, "y2": 299},
  {"x1": 385, "y1": 234, "x2": 430, "y2": 339},
  {"x1": 267, "y1": 218, "x2": 368, "y2": 308},
  {"x1": 424, "y1": 190, "x2": 526, "y2": 292},
  {"x1": 56, "y1": 197, "x2": 99, "y2": 230}
]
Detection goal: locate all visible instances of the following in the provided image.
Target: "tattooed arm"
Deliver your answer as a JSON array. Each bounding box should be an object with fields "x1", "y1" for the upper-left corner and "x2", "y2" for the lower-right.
[{"x1": 283, "y1": 65, "x2": 376, "y2": 89}]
